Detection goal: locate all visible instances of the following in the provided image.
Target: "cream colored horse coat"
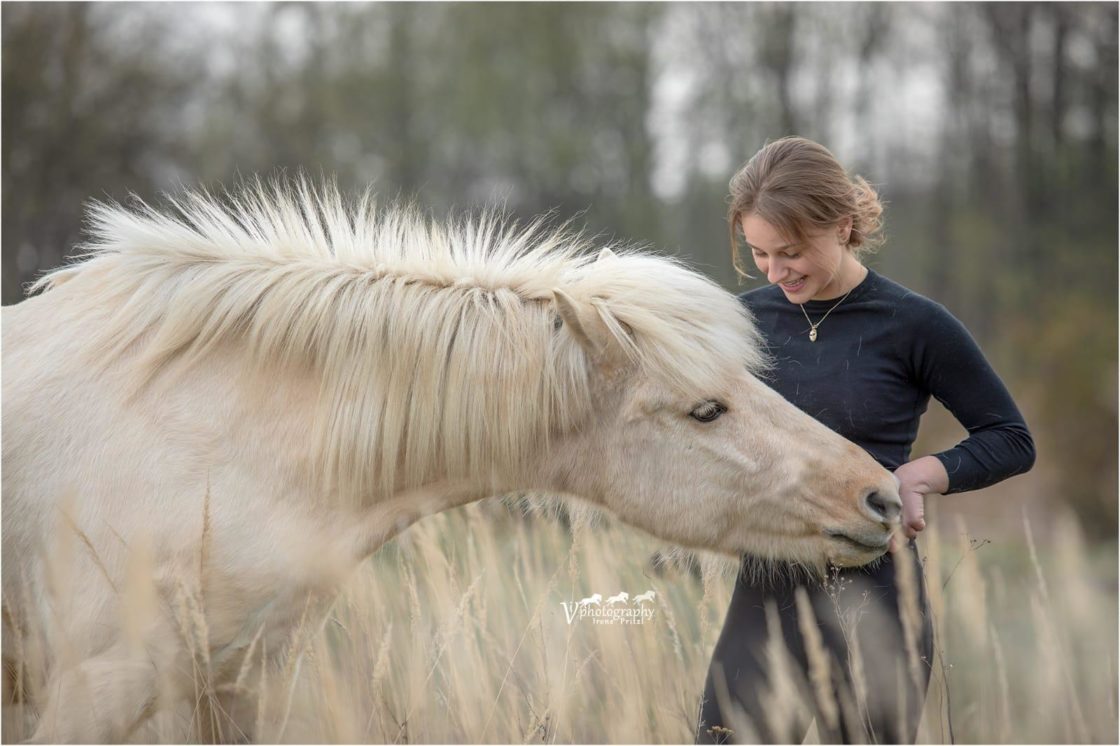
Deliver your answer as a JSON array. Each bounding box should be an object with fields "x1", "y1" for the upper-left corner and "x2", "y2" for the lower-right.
[{"x1": 2, "y1": 185, "x2": 899, "y2": 741}]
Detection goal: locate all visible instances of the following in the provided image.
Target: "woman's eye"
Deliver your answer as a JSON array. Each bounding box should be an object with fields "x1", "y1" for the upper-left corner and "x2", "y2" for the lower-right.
[{"x1": 690, "y1": 401, "x2": 727, "y2": 423}]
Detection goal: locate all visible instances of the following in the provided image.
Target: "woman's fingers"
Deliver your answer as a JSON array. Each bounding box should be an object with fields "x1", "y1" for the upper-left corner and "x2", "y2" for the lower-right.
[{"x1": 899, "y1": 487, "x2": 925, "y2": 533}]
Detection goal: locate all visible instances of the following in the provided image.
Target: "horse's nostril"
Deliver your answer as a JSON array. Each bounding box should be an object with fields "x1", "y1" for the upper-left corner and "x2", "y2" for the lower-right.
[{"x1": 865, "y1": 490, "x2": 901, "y2": 523}]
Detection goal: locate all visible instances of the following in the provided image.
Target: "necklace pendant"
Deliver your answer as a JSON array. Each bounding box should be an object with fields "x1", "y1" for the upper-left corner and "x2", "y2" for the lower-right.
[{"x1": 809, "y1": 327, "x2": 818, "y2": 342}]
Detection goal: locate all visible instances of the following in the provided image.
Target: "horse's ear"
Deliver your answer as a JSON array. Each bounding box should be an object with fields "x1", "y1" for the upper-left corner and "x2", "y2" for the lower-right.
[
  {"x1": 553, "y1": 289, "x2": 628, "y2": 375},
  {"x1": 553, "y1": 289, "x2": 606, "y2": 355}
]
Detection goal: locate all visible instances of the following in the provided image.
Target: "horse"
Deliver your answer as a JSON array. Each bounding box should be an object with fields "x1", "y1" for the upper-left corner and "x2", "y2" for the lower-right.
[
  {"x1": 632, "y1": 590, "x2": 657, "y2": 605},
  {"x1": 1, "y1": 182, "x2": 901, "y2": 742}
]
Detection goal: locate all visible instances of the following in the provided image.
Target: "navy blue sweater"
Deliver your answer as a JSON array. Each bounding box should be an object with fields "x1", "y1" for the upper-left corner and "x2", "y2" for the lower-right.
[{"x1": 740, "y1": 270, "x2": 1035, "y2": 493}]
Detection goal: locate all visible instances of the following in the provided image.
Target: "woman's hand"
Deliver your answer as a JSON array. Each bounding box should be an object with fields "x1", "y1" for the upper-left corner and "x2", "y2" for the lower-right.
[{"x1": 889, "y1": 456, "x2": 949, "y2": 552}]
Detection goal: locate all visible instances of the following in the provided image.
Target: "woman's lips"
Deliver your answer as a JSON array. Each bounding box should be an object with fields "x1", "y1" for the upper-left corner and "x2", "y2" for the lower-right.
[{"x1": 780, "y1": 276, "x2": 807, "y2": 292}]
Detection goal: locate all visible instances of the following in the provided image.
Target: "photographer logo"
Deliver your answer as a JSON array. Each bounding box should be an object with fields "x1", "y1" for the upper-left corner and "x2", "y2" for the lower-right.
[{"x1": 560, "y1": 590, "x2": 657, "y2": 625}]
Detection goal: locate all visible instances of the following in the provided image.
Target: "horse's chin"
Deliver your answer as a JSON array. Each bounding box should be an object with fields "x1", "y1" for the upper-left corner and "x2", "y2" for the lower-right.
[{"x1": 824, "y1": 532, "x2": 891, "y2": 568}]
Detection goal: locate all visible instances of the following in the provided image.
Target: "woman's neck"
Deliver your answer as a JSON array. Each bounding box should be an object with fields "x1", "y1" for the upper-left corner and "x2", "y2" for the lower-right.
[{"x1": 812, "y1": 253, "x2": 867, "y2": 301}]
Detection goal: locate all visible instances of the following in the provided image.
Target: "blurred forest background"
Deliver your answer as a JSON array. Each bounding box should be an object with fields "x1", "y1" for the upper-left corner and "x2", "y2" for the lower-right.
[{"x1": 2, "y1": 2, "x2": 1116, "y2": 544}]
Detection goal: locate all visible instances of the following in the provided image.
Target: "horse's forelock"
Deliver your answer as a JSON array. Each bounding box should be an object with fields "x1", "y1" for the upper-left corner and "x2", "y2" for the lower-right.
[{"x1": 568, "y1": 252, "x2": 770, "y2": 395}]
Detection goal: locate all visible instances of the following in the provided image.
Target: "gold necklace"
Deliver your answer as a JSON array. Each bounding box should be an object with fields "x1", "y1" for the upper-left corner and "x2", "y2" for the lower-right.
[{"x1": 800, "y1": 285, "x2": 856, "y2": 342}]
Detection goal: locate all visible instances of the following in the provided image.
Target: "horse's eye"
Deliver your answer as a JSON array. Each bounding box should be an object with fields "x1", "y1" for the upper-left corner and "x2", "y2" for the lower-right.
[{"x1": 690, "y1": 400, "x2": 727, "y2": 423}]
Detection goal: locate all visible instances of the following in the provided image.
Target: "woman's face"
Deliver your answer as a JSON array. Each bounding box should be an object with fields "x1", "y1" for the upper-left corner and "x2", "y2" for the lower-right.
[{"x1": 741, "y1": 213, "x2": 854, "y2": 303}]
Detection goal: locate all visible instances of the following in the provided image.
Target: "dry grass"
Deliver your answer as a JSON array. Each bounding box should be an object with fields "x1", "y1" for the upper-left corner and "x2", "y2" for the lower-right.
[{"x1": 3, "y1": 498, "x2": 1116, "y2": 744}]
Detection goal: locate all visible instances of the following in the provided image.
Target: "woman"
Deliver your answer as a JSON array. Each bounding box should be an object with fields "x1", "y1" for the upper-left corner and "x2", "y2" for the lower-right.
[{"x1": 696, "y1": 137, "x2": 1035, "y2": 744}]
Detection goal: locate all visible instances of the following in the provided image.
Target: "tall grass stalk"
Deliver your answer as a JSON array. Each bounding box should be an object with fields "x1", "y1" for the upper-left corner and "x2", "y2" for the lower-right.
[{"x1": 4, "y1": 499, "x2": 1115, "y2": 743}]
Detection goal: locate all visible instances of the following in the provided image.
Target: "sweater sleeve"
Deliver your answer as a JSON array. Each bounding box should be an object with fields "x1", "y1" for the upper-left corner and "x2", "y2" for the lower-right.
[{"x1": 910, "y1": 300, "x2": 1036, "y2": 494}]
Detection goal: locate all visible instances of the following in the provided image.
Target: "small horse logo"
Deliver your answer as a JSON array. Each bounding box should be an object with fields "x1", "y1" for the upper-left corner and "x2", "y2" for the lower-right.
[
  {"x1": 579, "y1": 593, "x2": 602, "y2": 607},
  {"x1": 632, "y1": 590, "x2": 656, "y2": 605},
  {"x1": 605, "y1": 592, "x2": 629, "y2": 605}
]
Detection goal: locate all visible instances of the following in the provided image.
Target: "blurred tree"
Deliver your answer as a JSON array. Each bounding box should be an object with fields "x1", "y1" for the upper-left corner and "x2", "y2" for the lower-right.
[
  {"x1": 1, "y1": 3, "x2": 198, "y2": 304},
  {"x1": 757, "y1": 5, "x2": 799, "y2": 136}
]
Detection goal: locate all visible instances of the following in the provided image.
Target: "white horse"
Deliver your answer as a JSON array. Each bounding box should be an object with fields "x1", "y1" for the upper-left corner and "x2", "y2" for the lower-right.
[
  {"x1": 605, "y1": 592, "x2": 630, "y2": 606},
  {"x1": 579, "y1": 593, "x2": 603, "y2": 607},
  {"x1": 1, "y1": 183, "x2": 901, "y2": 742},
  {"x1": 632, "y1": 590, "x2": 656, "y2": 605}
]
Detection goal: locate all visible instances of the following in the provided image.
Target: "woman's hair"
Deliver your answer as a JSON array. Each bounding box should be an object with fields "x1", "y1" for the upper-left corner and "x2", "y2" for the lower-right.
[{"x1": 727, "y1": 136, "x2": 884, "y2": 277}]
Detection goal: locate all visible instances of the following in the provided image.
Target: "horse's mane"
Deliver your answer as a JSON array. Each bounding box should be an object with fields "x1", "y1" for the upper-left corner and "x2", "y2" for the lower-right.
[{"x1": 34, "y1": 181, "x2": 768, "y2": 505}]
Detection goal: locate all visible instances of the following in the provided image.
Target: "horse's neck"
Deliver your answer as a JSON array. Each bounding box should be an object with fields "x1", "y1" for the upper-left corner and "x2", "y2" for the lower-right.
[
  {"x1": 161, "y1": 346, "x2": 549, "y2": 562},
  {"x1": 139, "y1": 349, "x2": 327, "y2": 503},
  {"x1": 344, "y1": 480, "x2": 495, "y2": 559}
]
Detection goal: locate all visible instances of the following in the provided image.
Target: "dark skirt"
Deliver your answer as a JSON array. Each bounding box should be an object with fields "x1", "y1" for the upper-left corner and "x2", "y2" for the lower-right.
[{"x1": 696, "y1": 542, "x2": 934, "y2": 744}]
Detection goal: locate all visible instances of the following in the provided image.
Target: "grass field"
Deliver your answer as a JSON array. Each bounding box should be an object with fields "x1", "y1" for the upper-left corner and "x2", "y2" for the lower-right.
[
  {"x1": 5, "y1": 497, "x2": 1116, "y2": 743},
  {"x1": 205, "y1": 500, "x2": 1120, "y2": 742}
]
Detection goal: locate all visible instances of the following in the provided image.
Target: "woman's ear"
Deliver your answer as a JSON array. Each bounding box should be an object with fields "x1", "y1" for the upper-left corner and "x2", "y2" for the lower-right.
[{"x1": 838, "y1": 216, "x2": 854, "y2": 245}]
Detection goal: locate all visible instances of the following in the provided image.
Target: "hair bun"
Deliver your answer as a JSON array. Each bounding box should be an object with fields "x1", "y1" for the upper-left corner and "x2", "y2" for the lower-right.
[{"x1": 848, "y1": 176, "x2": 884, "y2": 252}]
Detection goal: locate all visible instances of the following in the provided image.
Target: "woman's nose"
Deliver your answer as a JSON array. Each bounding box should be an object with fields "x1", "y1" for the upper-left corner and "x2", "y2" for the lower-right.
[{"x1": 767, "y1": 261, "x2": 785, "y2": 283}]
